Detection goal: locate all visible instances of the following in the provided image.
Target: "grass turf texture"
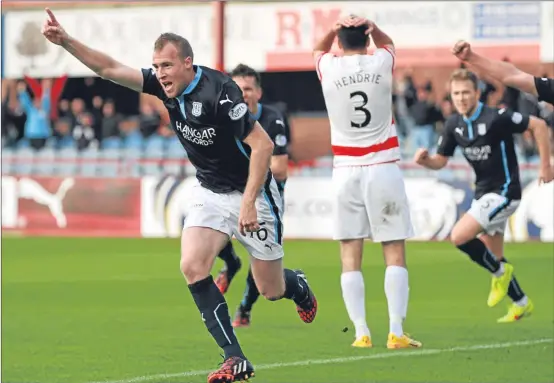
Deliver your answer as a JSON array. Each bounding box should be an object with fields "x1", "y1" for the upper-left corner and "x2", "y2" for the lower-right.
[{"x1": 2, "y1": 238, "x2": 553, "y2": 383}]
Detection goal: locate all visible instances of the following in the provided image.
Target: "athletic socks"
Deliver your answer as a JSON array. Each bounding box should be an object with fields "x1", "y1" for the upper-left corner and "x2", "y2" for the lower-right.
[{"x1": 341, "y1": 271, "x2": 371, "y2": 338}]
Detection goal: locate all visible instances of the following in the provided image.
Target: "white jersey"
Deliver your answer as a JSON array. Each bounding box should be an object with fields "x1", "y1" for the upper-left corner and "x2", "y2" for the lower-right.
[{"x1": 316, "y1": 47, "x2": 400, "y2": 167}]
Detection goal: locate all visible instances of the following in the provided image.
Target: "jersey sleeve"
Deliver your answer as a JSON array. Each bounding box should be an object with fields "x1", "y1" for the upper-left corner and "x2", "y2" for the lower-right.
[
  {"x1": 495, "y1": 108, "x2": 530, "y2": 134},
  {"x1": 216, "y1": 81, "x2": 256, "y2": 141},
  {"x1": 534, "y1": 76, "x2": 554, "y2": 105},
  {"x1": 315, "y1": 52, "x2": 335, "y2": 81},
  {"x1": 141, "y1": 68, "x2": 165, "y2": 99},
  {"x1": 436, "y1": 117, "x2": 458, "y2": 157},
  {"x1": 266, "y1": 114, "x2": 289, "y2": 156},
  {"x1": 373, "y1": 45, "x2": 396, "y2": 73}
]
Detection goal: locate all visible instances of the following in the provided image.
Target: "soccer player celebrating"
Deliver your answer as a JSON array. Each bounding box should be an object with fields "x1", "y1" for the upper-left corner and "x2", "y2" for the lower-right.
[
  {"x1": 452, "y1": 40, "x2": 554, "y2": 106},
  {"x1": 214, "y1": 64, "x2": 291, "y2": 328},
  {"x1": 415, "y1": 69, "x2": 553, "y2": 322},
  {"x1": 41, "y1": 8, "x2": 317, "y2": 383},
  {"x1": 313, "y1": 15, "x2": 422, "y2": 349}
]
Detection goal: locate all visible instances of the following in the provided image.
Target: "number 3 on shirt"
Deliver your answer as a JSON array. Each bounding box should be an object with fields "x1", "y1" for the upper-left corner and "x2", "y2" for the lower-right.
[{"x1": 350, "y1": 91, "x2": 372, "y2": 128}]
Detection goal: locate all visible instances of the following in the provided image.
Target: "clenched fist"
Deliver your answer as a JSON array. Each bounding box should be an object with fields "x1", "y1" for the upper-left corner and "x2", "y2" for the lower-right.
[
  {"x1": 413, "y1": 148, "x2": 429, "y2": 165},
  {"x1": 452, "y1": 40, "x2": 472, "y2": 61}
]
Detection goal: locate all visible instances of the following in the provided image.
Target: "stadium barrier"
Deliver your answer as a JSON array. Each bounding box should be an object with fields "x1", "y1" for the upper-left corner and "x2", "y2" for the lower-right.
[{"x1": 2, "y1": 169, "x2": 552, "y2": 241}]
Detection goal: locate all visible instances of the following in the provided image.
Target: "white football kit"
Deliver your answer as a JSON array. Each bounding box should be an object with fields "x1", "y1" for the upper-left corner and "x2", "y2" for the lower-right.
[{"x1": 316, "y1": 47, "x2": 414, "y2": 242}]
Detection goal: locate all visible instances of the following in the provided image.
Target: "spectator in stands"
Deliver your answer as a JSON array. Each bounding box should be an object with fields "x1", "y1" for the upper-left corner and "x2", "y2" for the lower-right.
[
  {"x1": 139, "y1": 102, "x2": 161, "y2": 138},
  {"x1": 17, "y1": 81, "x2": 51, "y2": 150},
  {"x1": 58, "y1": 99, "x2": 71, "y2": 119},
  {"x1": 100, "y1": 99, "x2": 122, "y2": 140},
  {"x1": 72, "y1": 112, "x2": 98, "y2": 151},
  {"x1": 91, "y1": 95, "x2": 104, "y2": 138},
  {"x1": 69, "y1": 98, "x2": 86, "y2": 126},
  {"x1": 52, "y1": 117, "x2": 75, "y2": 149},
  {"x1": 2, "y1": 80, "x2": 26, "y2": 147},
  {"x1": 408, "y1": 86, "x2": 443, "y2": 150},
  {"x1": 119, "y1": 117, "x2": 143, "y2": 149}
]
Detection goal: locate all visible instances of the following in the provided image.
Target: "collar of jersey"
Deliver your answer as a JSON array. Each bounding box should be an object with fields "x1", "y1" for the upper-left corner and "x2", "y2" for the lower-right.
[
  {"x1": 251, "y1": 103, "x2": 262, "y2": 120},
  {"x1": 462, "y1": 101, "x2": 484, "y2": 124},
  {"x1": 179, "y1": 66, "x2": 203, "y2": 97}
]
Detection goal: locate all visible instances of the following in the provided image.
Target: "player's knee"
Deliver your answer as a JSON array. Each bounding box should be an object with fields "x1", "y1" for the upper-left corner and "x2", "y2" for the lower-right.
[
  {"x1": 180, "y1": 257, "x2": 210, "y2": 284},
  {"x1": 258, "y1": 286, "x2": 285, "y2": 301},
  {"x1": 450, "y1": 230, "x2": 469, "y2": 248}
]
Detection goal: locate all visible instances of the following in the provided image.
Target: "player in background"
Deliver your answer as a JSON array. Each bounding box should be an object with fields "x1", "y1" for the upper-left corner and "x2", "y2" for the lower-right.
[
  {"x1": 414, "y1": 69, "x2": 553, "y2": 322},
  {"x1": 313, "y1": 15, "x2": 422, "y2": 349},
  {"x1": 452, "y1": 40, "x2": 554, "y2": 106},
  {"x1": 215, "y1": 63, "x2": 291, "y2": 328},
  {"x1": 41, "y1": 8, "x2": 317, "y2": 383}
]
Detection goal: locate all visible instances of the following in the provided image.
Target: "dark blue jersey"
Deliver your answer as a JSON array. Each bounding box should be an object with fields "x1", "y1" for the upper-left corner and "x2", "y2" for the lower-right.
[
  {"x1": 142, "y1": 65, "x2": 261, "y2": 194},
  {"x1": 535, "y1": 76, "x2": 554, "y2": 105},
  {"x1": 437, "y1": 102, "x2": 530, "y2": 200}
]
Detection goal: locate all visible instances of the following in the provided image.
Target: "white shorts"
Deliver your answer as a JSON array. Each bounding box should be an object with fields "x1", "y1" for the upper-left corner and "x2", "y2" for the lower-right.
[
  {"x1": 183, "y1": 178, "x2": 284, "y2": 261},
  {"x1": 332, "y1": 163, "x2": 414, "y2": 242},
  {"x1": 467, "y1": 193, "x2": 520, "y2": 235}
]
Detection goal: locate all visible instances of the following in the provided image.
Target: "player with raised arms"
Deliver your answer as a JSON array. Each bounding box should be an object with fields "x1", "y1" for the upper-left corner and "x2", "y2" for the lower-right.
[{"x1": 313, "y1": 15, "x2": 422, "y2": 349}]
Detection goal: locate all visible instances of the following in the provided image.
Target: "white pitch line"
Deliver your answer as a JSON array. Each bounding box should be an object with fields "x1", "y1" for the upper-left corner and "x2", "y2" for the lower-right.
[{"x1": 90, "y1": 338, "x2": 553, "y2": 383}]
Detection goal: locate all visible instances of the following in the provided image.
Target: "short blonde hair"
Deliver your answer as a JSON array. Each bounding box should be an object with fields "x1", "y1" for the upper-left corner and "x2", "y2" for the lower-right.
[{"x1": 449, "y1": 69, "x2": 478, "y2": 90}]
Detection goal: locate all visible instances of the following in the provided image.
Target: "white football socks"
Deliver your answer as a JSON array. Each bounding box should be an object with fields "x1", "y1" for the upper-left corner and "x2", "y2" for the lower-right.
[
  {"x1": 384, "y1": 266, "x2": 409, "y2": 338},
  {"x1": 341, "y1": 271, "x2": 370, "y2": 338}
]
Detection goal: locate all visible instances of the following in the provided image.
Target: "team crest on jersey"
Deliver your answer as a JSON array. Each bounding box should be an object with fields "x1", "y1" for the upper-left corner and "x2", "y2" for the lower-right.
[
  {"x1": 477, "y1": 123, "x2": 487, "y2": 135},
  {"x1": 191, "y1": 102, "x2": 202, "y2": 117}
]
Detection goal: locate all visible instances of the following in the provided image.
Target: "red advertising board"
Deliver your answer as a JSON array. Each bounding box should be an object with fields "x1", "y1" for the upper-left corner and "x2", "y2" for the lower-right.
[{"x1": 1, "y1": 176, "x2": 141, "y2": 237}]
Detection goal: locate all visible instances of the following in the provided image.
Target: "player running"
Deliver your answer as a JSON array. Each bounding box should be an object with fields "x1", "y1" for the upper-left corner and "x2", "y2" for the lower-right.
[
  {"x1": 414, "y1": 69, "x2": 553, "y2": 323},
  {"x1": 452, "y1": 40, "x2": 554, "y2": 106},
  {"x1": 214, "y1": 64, "x2": 291, "y2": 328},
  {"x1": 313, "y1": 15, "x2": 422, "y2": 349},
  {"x1": 41, "y1": 8, "x2": 317, "y2": 383}
]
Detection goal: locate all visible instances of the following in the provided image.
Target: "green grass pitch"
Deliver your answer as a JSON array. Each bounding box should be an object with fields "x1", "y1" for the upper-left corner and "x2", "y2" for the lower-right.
[{"x1": 2, "y1": 238, "x2": 553, "y2": 383}]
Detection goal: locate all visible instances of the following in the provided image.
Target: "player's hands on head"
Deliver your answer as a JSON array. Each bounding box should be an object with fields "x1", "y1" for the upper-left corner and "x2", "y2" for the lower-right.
[
  {"x1": 239, "y1": 201, "x2": 260, "y2": 236},
  {"x1": 538, "y1": 164, "x2": 554, "y2": 185},
  {"x1": 452, "y1": 40, "x2": 472, "y2": 61},
  {"x1": 413, "y1": 148, "x2": 429, "y2": 165},
  {"x1": 334, "y1": 15, "x2": 374, "y2": 35},
  {"x1": 42, "y1": 8, "x2": 69, "y2": 46}
]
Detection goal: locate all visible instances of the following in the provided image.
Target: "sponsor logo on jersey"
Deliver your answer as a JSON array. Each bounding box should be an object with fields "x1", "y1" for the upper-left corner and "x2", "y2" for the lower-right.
[
  {"x1": 464, "y1": 145, "x2": 492, "y2": 161},
  {"x1": 191, "y1": 102, "x2": 202, "y2": 117},
  {"x1": 175, "y1": 121, "x2": 216, "y2": 146},
  {"x1": 511, "y1": 112, "x2": 523, "y2": 124},
  {"x1": 229, "y1": 103, "x2": 248, "y2": 121},
  {"x1": 275, "y1": 134, "x2": 287, "y2": 147}
]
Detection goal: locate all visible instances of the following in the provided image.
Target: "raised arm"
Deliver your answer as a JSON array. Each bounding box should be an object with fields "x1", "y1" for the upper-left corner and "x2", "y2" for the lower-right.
[
  {"x1": 452, "y1": 40, "x2": 537, "y2": 97},
  {"x1": 42, "y1": 8, "x2": 143, "y2": 92}
]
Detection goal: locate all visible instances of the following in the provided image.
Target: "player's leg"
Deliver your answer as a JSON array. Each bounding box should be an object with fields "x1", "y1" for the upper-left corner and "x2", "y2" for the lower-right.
[
  {"x1": 180, "y1": 183, "x2": 253, "y2": 383},
  {"x1": 363, "y1": 163, "x2": 421, "y2": 349},
  {"x1": 233, "y1": 182, "x2": 286, "y2": 328},
  {"x1": 233, "y1": 267, "x2": 259, "y2": 328},
  {"x1": 450, "y1": 194, "x2": 516, "y2": 307},
  {"x1": 332, "y1": 167, "x2": 372, "y2": 347},
  {"x1": 479, "y1": 207, "x2": 533, "y2": 322},
  {"x1": 214, "y1": 240, "x2": 242, "y2": 294},
  {"x1": 233, "y1": 178, "x2": 317, "y2": 323}
]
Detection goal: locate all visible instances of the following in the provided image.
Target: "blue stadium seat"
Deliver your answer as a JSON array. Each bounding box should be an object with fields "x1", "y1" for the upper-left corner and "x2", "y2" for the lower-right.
[
  {"x1": 123, "y1": 132, "x2": 144, "y2": 150},
  {"x1": 122, "y1": 147, "x2": 143, "y2": 177},
  {"x1": 144, "y1": 135, "x2": 166, "y2": 152},
  {"x1": 98, "y1": 149, "x2": 121, "y2": 177},
  {"x1": 142, "y1": 147, "x2": 165, "y2": 176},
  {"x1": 35, "y1": 148, "x2": 57, "y2": 176},
  {"x1": 2, "y1": 148, "x2": 14, "y2": 175},
  {"x1": 14, "y1": 147, "x2": 35, "y2": 175},
  {"x1": 57, "y1": 147, "x2": 79, "y2": 176},
  {"x1": 80, "y1": 147, "x2": 99, "y2": 177},
  {"x1": 102, "y1": 137, "x2": 122, "y2": 150}
]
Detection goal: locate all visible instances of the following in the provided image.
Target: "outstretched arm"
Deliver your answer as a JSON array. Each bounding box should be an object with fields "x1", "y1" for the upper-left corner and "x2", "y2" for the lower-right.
[
  {"x1": 42, "y1": 8, "x2": 143, "y2": 92},
  {"x1": 452, "y1": 40, "x2": 537, "y2": 96}
]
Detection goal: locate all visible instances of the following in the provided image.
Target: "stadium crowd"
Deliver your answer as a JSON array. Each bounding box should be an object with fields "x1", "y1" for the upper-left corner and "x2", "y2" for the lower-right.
[{"x1": 2, "y1": 64, "x2": 553, "y2": 171}]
